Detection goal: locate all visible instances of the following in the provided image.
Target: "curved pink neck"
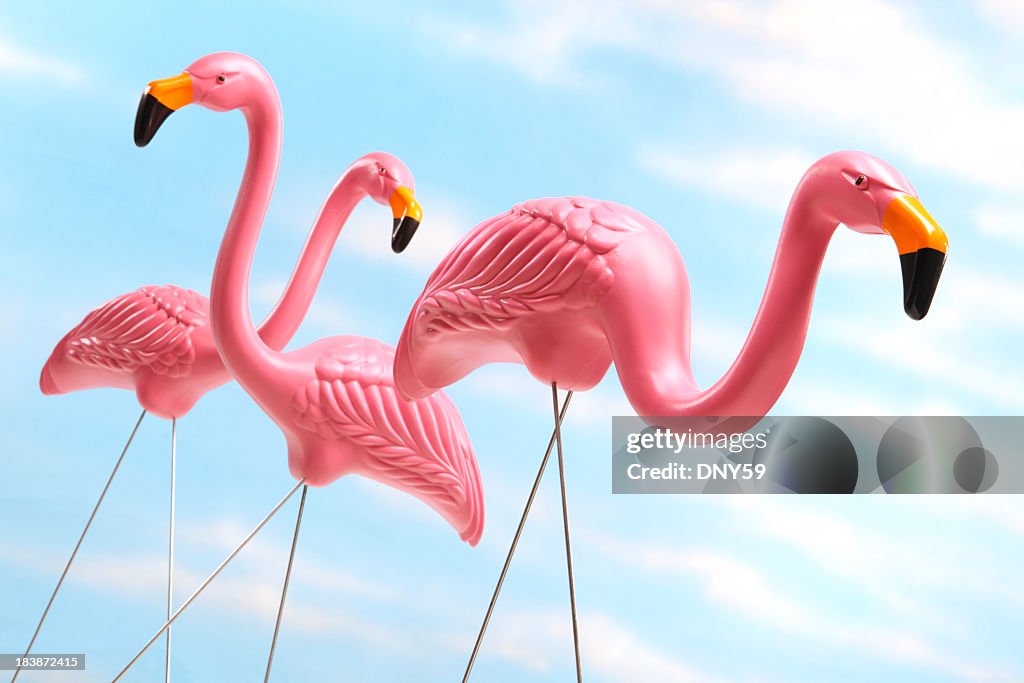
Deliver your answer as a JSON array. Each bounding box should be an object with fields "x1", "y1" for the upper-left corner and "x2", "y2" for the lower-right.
[
  {"x1": 257, "y1": 168, "x2": 369, "y2": 347},
  {"x1": 688, "y1": 194, "x2": 836, "y2": 416},
  {"x1": 609, "y1": 179, "x2": 838, "y2": 418},
  {"x1": 209, "y1": 94, "x2": 284, "y2": 388}
]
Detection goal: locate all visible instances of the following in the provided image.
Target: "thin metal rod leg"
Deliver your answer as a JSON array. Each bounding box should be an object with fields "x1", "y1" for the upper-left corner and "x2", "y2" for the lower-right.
[
  {"x1": 164, "y1": 418, "x2": 177, "y2": 683},
  {"x1": 461, "y1": 391, "x2": 574, "y2": 683},
  {"x1": 552, "y1": 382, "x2": 583, "y2": 683},
  {"x1": 10, "y1": 409, "x2": 146, "y2": 683},
  {"x1": 263, "y1": 484, "x2": 308, "y2": 683},
  {"x1": 112, "y1": 478, "x2": 307, "y2": 683}
]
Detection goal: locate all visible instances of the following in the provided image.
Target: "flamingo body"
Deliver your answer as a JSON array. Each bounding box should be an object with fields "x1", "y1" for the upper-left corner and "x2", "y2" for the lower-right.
[
  {"x1": 394, "y1": 196, "x2": 684, "y2": 401},
  {"x1": 395, "y1": 152, "x2": 948, "y2": 421},
  {"x1": 138, "y1": 52, "x2": 484, "y2": 544},
  {"x1": 41, "y1": 285, "x2": 223, "y2": 419},
  {"x1": 40, "y1": 151, "x2": 405, "y2": 420},
  {"x1": 276, "y1": 335, "x2": 484, "y2": 543}
]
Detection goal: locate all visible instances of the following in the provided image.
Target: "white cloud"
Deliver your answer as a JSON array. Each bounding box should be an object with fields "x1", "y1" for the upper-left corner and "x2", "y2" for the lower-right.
[
  {"x1": 583, "y1": 612, "x2": 716, "y2": 683},
  {"x1": 569, "y1": 383, "x2": 634, "y2": 424},
  {"x1": 638, "y1": 146, "x2": 814, "y2": 213},
  {"x1": 825, "y1": 316, "x2": 1024, "y2": 412},
  {"x1": 974, "y1": 205, "x2": 1024, "y2": 250},
  {"x1": 650, "y1": 0, "x2": 1024, "y2": 193},
  {"x1": 0, "y1": 516, "x2": 412, "y2": 645},
  {"x1": 717, "y1": 499, "x2": 974, "y2": 625},
  {"x1": 947, "y1": 496, "x2": 1024, "y2": 539},
  {"x1": 978, "y1": 0, "x2": 1024, "y2": 35},
  {"x1": 821, "y1": 227, "x2": 895, "y2": 278},
  {"x1": 177, "y1": 516, "x2": 403, "y2": 603},
  {"x1": 420, "y1": 0, "x2": 632, "y2": 89},
  {"x1": 251, "y1": 276, "x2": 366, "y2": 338},
  {"x1": 342, "y1": 192, "x2": 471, "y2": 272},
  {"x1": 816, "y1": 257, "x2": 1024, "y2": 412},
  {"x1": 591, "y1": 532, "x2": 1013, "y2": 681},
  {"x1": 462, "y1": 365, "x2": 550, "y2": 416},
  {"x1": 461, "y1": 364, "x2": 634, "y2": 425},
  {"x1": 776, "y1": 375, "x2": 962, "y2": 415},
  {"x1": 478, "y1": 607, "x2": 715, "y2": 682},
  {"x1": 0, "y1": 37, "x2": 83, "y2": 85},
  {"x1": 425, "y1": 0, "x2": 1024, "y2": 192}
]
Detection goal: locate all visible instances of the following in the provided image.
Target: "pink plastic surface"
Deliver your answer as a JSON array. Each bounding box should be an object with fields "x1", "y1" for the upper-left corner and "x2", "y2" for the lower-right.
[
  {"x1": 395, "y1": 152, "x2": 936, "y2": 426},
  {"x1": 175, "y1": 53, "x2": 481, "y2": 543},
  {"x1": 40, "y1": 152, "x2": 410, "y2": 421}
]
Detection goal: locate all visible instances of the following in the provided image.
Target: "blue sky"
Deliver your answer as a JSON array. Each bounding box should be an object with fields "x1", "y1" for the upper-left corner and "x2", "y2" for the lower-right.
[{"x1": 2, "y1": 0, "x2": 1023, "y2": 681}]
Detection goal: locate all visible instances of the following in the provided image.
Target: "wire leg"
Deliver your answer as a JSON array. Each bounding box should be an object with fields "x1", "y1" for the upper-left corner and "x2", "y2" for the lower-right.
[
  {"x1": 164, "y1": 418, "x2": 177, "y2": 683},
  {"x1": 111, "y1": 478, "x2": 306, "y2": 683},
  {"x1": 263, "y1": 484, "x2": 308, "y2": 683},
  {"x1": 461, "y1": 391, "x2": 574, "y2": 683},
  {"x1": 552, "y1": 382, "x2": 583, "y2": 682},
  {"x1": 10, "y1": 409, "x2": 146, "y2": 683}
]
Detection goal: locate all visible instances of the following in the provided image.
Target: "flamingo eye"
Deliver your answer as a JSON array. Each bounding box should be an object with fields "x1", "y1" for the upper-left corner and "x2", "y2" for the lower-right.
[
  {"x1": 855, "y1": 174, "x2": 868, "y2": 189},
  {"x1": 216, "y1": 74, "x2": 226, "y2": 84},
  {"x1": 379, "y1": 166, "x2": 387, "y2": 175}
]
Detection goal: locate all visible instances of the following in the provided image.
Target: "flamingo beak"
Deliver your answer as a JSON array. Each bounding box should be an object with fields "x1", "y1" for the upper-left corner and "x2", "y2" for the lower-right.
[
  {"x1": 134, "y1": 72, "x2": 193, "y2": 147},
  {"x1": 389, "y1": 186, "x2": 422, "y2": 253},
  {"x1": 881, "y1": 195, "x2": 948, "y2": 320}
]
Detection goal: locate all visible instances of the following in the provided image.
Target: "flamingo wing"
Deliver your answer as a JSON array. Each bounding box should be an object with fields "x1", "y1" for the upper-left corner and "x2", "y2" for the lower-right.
[
  {"x1": 413, "y1": 196, "x2": 643, "y2": 337},
  {"x1": 57, "y1": 285, "x2": 208, "y2": 378},
  {"x1": 292, "y1": 337, "x2": 484, "y2": 543}
]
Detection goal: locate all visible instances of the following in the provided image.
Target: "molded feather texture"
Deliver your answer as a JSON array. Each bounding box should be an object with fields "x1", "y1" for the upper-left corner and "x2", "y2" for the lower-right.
[
  {"x1": 61, "y1": 285, "x2": 207, "y2": 377},
  {"x1": 292, "y1": 339, "x2": 482, "y2": 519},
  {"x1": 414, "y1": 197, "x2": 639, "y2": 338}
]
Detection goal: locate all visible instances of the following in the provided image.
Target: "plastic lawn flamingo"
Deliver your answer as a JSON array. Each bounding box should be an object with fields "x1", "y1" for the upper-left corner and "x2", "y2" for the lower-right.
[
  {"x1": 393, "y1": 151, "x2": 949, "y2": 681},
  {"x1": 22, "y1": 151, "x2": 418, "y2": 683},
  {"x1": 111, "y1": 52, "x2": 484, "y2": 682}
]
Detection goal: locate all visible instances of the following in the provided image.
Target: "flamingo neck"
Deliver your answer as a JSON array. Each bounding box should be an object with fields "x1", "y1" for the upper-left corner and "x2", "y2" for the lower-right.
[
  {"x1": 690, "y1": 180, "x2": 837, "y2": 416},
  {"x1": 257, "y1": 168, "x2": 369, "y2": 347},
  {"x1": 209, "y1": 96, "x2": 284, "y2": 388}
]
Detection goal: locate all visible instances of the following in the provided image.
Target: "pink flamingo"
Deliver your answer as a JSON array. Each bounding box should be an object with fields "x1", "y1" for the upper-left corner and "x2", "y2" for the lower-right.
[
  {"x1": 22, "y1": 152, "x2": 422, "y2": 683},
  {"x1": 111, "y1": 52, "x2": 484, "y2": 682},
  {"x1": 393, "y1": 151, "x2": 948, "y2": 681},
  {"x1": 26, "y1": 147, "x2": 426, "y2": 683},
  {"x1": 40, "y1": 151, "x2": 422, "y2": 420}
]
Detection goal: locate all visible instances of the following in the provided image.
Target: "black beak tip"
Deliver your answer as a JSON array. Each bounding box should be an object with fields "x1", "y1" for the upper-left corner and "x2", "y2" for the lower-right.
[
  {"x1": 134, "y1": 92, "x2": 174, "y2": 148},
  {"x1": 900, "y1": 248, "x2": 946, "y2": 321},
  {"x1": 905, "y1": 303, "x2": 928, "y2": 321},
  {"x1": 392, "y1": 216, "x2": 420, "y2": 254}
]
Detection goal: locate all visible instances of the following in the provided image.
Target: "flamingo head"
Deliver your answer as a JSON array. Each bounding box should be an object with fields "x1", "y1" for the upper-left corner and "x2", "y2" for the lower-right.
[
  {"x1": 134, "y1": 52, "x2": 275, "y2": 146},
  {"x1": 134, "y1": 56, "x2": 422, "y2": 252},
  {"x1": 351, "y1": 152, "x2": 423, "y2": 253},
  {"x1": 813, "y1": 151, "x2": 948, "y2": 320}
]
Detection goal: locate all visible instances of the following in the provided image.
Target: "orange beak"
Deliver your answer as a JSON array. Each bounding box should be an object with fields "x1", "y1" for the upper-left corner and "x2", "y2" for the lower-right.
[
  {"x1": 134, "y1": 72, "x2": 193, "y2": 147},
  {"x1": 881, "y1": 195, "x2": 948, "y2": 320}
]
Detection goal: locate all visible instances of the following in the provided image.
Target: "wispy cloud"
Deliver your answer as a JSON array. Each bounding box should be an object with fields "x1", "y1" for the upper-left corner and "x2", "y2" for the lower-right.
[
  {"x1": 177, "y1": 517, "x2": 403, "y2": 603},
  {"x1": 459, "y1": 364, "x2": 637, "y2": 426},
  {"x1": 656, "y1": 0, "x2": 1024, "y2": 192},
  {"x1": 475, "y1": 607, "x2": 716, "y2": 681},
  {"x1": 815, "y1": 257, "x2": 1024, "y2": 412},
  {"x1": 974, "y1": 204, "x2": 1024, "y2": 251},
  {"x1": 638, "y1": 146, "x2": 814, "y2": 213},
  {"x1": 589, "y1": 530, "x2": 1015, "y2": 681},
  {"x1": 978, "y1": 0, "x2": 1024, "y2": 35},
  {"x1": 272, "y1": 183, "x2": 472, "y2": 277},
  {"x1": 0, "y1": 522, "x2": 413, "y2": 649},
  {"x1": 419, "y1": 0, "x2": 631, "y2": 89},
  {"x1": 0, "y1": 37, "x2": 84, "y2": 85},
  {"x1": 423, "y1": 1, "x2": 1024, "y2": 192},
  {"x1": 583, "y1": 612, "x2": 717, "y2": 683},
  {"x1": 251, "y1": 276, "x2": 367, "y2": 338},
  {"x1": 341, "y1": 192, "x2": 471, "y2": 272}
]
